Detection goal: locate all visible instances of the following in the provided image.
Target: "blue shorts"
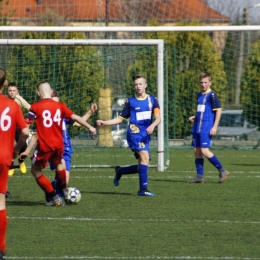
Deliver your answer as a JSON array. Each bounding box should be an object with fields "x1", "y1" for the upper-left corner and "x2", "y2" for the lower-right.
[
  {"x1": 192, "y1": 133, "x2": 212, "y2": 148},
  {"x1": 127, "y1": 138, "x2": 151, "y2": 160}
]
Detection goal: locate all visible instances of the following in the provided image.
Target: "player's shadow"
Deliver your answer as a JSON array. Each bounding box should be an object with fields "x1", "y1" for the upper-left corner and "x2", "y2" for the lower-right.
[
  {"x1": 152, "y1": 178, "x2": 188, "y2": 183},
  {"x1": 6, "y1": 200, "x2": 44, "y2": 206},
  {"x1": 83, "y1": 191, "x2": 133, "y2": 196},
  {"x1": 231, "y1": 163, "x2": 260, "y2": 166}
]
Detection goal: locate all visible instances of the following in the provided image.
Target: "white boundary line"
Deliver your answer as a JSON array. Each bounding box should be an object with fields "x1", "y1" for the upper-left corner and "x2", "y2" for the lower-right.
[
  {"x1": 7, "y1": 216, "x2": 260, "y2": 224},
  {"x1": 5, "y1": 255, "x2": 260, "y2": 259}
]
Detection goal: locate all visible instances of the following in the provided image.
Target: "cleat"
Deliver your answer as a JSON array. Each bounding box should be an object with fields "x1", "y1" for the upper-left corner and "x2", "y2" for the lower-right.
[
  {"x1": 0, "y1": 249, "x2": 5, "y2": 260},
  {"x1": 188, "y1": 176, "x2": 205, "y2": 183},
  {"x1": 61, "y1": 197, "x2": 66, "y2": 206},
  {"x1": 114, "y1": 166, "x2": 122, "y2": 186},
  {"x1": 45, "y1": 192, "x2": 52, "y2": 203},
  {"x1": 5, "y1": 191, "x2": 12, "y2": 199},
  {"x1": 8, "y1": 169, "x2": 14, "y2": 176},
  {"x1": 45, "y1": 195, "x2": 62, "y2": 206},
  {"x1": 219, "y1": 170, "x2": 229, "y2": 183},
  {"x1": 138, "y1": 189, "x2": 155, "y2": 197},
  {"x1": 19, "y1": 161, "x2": 27, "y2": 174},
  {"x1": 63, "y1": 188, "x2": 68, "y2": 198}
]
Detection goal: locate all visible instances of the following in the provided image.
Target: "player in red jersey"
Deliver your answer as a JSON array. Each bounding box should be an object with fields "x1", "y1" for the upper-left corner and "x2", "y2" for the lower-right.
[
  {"x1": 21, "y1": 81, "x2": 96, "y2": 206},
  {"x1": 0, "y1": 68, "x2": 29, "y2": 259}
]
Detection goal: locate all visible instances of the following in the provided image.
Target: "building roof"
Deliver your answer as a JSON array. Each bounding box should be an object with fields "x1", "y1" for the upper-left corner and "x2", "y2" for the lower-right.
[{"x1": 4, "y1": 0, "x2": 229, "y2": 24}]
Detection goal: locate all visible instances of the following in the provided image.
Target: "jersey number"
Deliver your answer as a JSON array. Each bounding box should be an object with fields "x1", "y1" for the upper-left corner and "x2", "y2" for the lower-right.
[
  {"x1": 0, "y1": 107, "x2": 11, "y2": 131},
  {"x1": 42, "y1": 109, "x2": 61, "y2": 127}
]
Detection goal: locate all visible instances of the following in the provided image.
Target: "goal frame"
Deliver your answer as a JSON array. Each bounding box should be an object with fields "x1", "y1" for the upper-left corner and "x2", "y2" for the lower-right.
[{"x1": 0, "y1": 38, "x2": 165, "y2": 171}]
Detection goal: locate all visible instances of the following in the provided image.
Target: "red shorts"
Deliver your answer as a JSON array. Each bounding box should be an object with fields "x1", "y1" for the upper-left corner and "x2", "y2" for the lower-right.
[
  {"x1": 0, "y1": 164, "x2": 9, "y2": 194},
  {"x1": 31, "y1": 146, "x2": 64, "y2": 169}
]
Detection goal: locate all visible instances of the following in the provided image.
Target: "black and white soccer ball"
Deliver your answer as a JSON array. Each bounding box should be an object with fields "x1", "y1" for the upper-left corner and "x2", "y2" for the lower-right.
[
  {"x1": 65, "y1": 187, "x2": 81, "y2": 204},
  {"x1": 120, "y1": 139, "x2": 129, "y2": 148}
]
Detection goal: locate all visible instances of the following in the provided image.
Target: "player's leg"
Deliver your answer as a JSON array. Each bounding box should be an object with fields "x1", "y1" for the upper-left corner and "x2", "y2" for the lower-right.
[
  {"x1": 188, "y1": 133, "x2": 205, "y2": 183},
  {"x1": 0, "y1": 165, "x2": 10, "y2": 258},
  {"x1": 7, "y1": 160, "x2": 14, "y2": 176},
  {"x1": 52, "y1": 158, "x2": 70, "y2": 198},
  {"x1": 113, "y1": 138, "x2": 143, "y2": 187},
  {"x1": 31, "y1": 150, "x2": 62, "y2": 206},
  {"x1": 113, "y1": 164, "x2": 138, "y2": 187},
  {"x1": 201, "y1": 147, "x2": 229, "y2": 183},
  {"x1": 135, "y1": 149, "x2": 154, "y2": 197},
  {"x1": 51, "y1": 149, "x2": 68, "y2": 201},
  {"x1": 31, "y1": 164, "x2": 61, "y2": 206},
  {"x1": 62, "y1": 156, "x2": 71, "y2": 184},
  {"x1": 15, "y1": 128, "x2": 27, "y2": 174}
]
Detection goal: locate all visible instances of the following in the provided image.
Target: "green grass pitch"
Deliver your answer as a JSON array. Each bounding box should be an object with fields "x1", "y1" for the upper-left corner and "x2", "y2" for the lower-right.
[{"x1": 5, "y1": 149, "x2": 260, "y2": 260}]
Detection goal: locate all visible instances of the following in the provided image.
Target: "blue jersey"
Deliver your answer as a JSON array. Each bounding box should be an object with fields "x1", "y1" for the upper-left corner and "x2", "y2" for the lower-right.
[
  {"x1": 119, "y1": 94, "x2": 160, "y2": 145},
  {"x1": 62, "y1": 118, "x2": 74, "y2": 155},
  {"x1": 192, "y1": 90, "x2": 221, "y2": 134}
]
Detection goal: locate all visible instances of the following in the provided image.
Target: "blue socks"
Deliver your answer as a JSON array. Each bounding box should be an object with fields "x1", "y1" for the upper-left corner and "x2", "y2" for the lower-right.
[
  {"x1": 195, "y1": 158, "x2": 204, "y2": 175},
  {"x1": 208, "y1": 155, "x2": 223, "y2": 170},
  {"x1": 118, "y1": 165, "x2": 138, "y2": 175},
  {"x1": 139, "y1": 164, "x2": 148, "y2": 190},
  {"x1": 117, "y1": 164, "x2": 149, "y2": 190}
]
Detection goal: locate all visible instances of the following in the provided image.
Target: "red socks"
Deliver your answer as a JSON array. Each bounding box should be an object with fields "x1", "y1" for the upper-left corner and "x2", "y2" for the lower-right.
[
  {"x1": 0, "y1": 209, "x2": 7, "y2": 253},
  {"x1": 55, "y1": 169, "x2": 66, "y2": 190},
  {"x1": 36, "y1": 174, "x2": 54, "y2": 193}
]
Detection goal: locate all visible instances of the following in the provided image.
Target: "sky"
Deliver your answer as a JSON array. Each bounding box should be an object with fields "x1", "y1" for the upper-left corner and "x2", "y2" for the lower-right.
[{"x1": 204, "y1": 0, "x2": 260, "y2": 24}]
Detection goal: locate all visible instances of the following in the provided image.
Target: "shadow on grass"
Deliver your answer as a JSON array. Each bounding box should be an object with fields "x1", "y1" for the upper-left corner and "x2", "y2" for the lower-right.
[
  {"x1": 6, "y1": 200, "x2": 44, "y2": 206},
  {"x1": 83, "y1": 191, "x2": 133, "y2": 196},
  {"x1": 152, "y1": 178, "x2": 188, "y2": 183},
  {"x1": 231, "y1": 163, "x2": 260, "y2": 166}
]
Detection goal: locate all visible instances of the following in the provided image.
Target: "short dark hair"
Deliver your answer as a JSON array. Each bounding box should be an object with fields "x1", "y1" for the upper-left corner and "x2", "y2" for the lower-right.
[
  {"x1": 52, "y1": 90, "x2": 59, "y2": 98},
  {"x1": 0, "y1": 68, "x2": 6, "y2": 87},
  {"x1": 132, "y1": 73, "x2": 147, "y2": 82},
  {"x1": 8, "y1": 82, "x2": 18, "y2": 88}
]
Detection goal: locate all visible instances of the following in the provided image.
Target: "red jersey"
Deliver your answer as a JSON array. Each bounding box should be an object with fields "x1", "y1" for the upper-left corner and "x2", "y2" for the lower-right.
[
  {"x1": 0, "y1": 94, "x2": 27, "y2": 166},
  {"x1": 26, "y1": 99, "x2": 74, "y2": 152}
]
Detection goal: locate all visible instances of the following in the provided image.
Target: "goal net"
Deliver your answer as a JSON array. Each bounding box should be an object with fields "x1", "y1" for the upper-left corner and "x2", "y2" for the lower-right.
[
  {"x1": 1, "y1": 24, "x2": 260, "y2": 172},
  {"x1": 0, "y1": 34, "x2": 167, "y2": 171}
]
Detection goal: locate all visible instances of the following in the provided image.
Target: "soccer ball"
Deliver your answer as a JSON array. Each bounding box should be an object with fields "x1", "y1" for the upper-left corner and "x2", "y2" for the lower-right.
[
  {"x1": 65, "y1": 187, "x2": 81, "y2": 204},
  {"x1": 120, "y1": 139, "x2": 129, "y2": 148}
]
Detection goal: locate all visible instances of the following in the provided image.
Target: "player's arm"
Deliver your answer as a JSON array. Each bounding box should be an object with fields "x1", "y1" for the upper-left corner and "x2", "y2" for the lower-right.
[
  {"x1": 210, "y1": 109, "x2": 221, "y2": 135},
  {"x1": 19, "y1": 134, "x2": 38, "y2": 160},
  {"x1": 189, "y1": 116, "x2": 195, "y2": 123},
  {"x1": 14, "y1": 127, "x2": 29, "y2": 159},
  {"x1": 74, "y1": 103, "x2": 98, "y2": 127},
  {"x1": 146, "y1": 110, "x2": 161, "y2": 135},
  {"x1": 71, "y1": 114, "x2": 96, "y2": 136},
  {"x1": 97, "y1": 100, "x2": 129, "y2": 126},
  {"x1": 97, "y1": 117, "x2": 123, "y2": 126},
  {"x1": 210, "y1": 92, "x2": 222, "y2": 135},
  {"x1": 15, "y1": 95, "x2": 31, "y2": 111}
]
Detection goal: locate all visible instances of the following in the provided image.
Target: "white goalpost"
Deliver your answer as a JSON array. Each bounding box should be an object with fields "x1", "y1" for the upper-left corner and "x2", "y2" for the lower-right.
[{"x1": 0, "y1": 37, "x2": 165, "y2": 172}]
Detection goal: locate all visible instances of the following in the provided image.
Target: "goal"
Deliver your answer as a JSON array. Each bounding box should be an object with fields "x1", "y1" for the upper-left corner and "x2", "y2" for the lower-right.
[{"x1": 0, "y1": 33, "x2": 166, "y2": 171}]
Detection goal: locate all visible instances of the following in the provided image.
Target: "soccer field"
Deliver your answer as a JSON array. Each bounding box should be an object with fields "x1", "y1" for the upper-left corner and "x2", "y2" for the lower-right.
[{"x1": 6, "y1": 149, "x2": 260, "y2": 260}]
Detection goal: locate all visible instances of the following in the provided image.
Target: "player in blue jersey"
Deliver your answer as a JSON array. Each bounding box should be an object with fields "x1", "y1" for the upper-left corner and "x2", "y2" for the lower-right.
[
  {"x1": 49, "y1": 91, "x2": 97, "y2": 198},
  {"x1": 97, "y1": 74, "x2": 161, "y2": 196},
  {"x1": 188, "y1": 71, "x2": 229, "y2": 183}
]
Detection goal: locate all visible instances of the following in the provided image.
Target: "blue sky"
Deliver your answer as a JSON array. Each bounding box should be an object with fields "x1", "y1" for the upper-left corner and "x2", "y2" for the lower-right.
[{"x1": 204, "y1": 0, "x2": 260, "y2": 24}]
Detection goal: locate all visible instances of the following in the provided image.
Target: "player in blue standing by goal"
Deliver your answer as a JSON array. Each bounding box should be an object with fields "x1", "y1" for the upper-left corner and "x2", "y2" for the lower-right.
[
  {"x1": 97, "y1": 74, "x2": 161, "y2": 196},
  {"x1": 188, "y1": 71, "x2": 229, "y2": 183}
]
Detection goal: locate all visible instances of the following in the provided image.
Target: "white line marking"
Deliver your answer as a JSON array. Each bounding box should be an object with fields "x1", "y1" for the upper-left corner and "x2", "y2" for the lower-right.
[
  {"x1": 7, "y1": 216, "x2": 260, "y2": 224},
  {"x1": 5, "y1": 255, "x2": 260, "y2": 259}
]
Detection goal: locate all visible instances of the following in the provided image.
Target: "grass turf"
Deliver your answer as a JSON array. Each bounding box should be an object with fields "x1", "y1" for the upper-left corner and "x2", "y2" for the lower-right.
[{"x1": 5, "y1": 149, "x2": 260, "y2": 260}]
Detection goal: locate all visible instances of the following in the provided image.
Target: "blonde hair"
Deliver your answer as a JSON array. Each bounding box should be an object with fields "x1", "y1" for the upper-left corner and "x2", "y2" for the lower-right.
[{"x1": 199, "y1": 71, "x2": 211, "y2": 81}]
